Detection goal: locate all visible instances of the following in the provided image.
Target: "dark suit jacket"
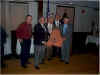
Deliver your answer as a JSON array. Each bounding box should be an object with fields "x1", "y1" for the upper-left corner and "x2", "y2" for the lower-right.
[
  {"x1": 0, "y1": 26, "x2": 7, "y2": 45},
  {"x1": 34, "y1": 23, "x2": 49, "y2": 45}
]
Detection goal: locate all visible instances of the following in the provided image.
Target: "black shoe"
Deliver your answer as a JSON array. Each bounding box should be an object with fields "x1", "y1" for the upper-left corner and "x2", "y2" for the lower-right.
[
  {"x1": 48, "y1": 58, "x2": 52, "y2": 61},
  {"x1": 26, "y1": 62, "x2": 31, "y2": 64},
  {"x1": 40, "y1": 62, "x2": 45, "y2": 64},
  {"x1": 1, "y1": 64, "x2": 6, "y2": 68},
  {"x1": 22, "y1": 65, "x2": 27, "y2": 68},
  {"x1": 35, "y1": 66, "x2": 40, "y2": 70},
  {"x1": 65, "y1": 62, "x2": 69, "y2": 64},
  {"x1": 60, "y1": 59, "x2": 64, "y2": 62}
]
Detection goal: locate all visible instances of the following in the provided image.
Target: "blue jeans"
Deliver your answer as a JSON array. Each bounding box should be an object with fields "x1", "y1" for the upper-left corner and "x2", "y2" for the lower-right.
[
  {"x1": 20, "y1": 39, "x2": 31, "y2": 66},
  {"x1": 34, "y1": 45, "x2": 45, "y2": 67},
  {"x1": 61, "y1": 39, "x2": 71, "y2": 63}
]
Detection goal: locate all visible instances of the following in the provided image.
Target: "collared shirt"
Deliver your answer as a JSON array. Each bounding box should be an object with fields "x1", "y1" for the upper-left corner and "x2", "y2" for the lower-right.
[
  {"x1": 41, "y1": 24, "x2": 44, "y2": 28},
  {"x1": 55, "y1": 20, "x2": 59, "y2": 26},
  {"x1": 48, "y1": 23, "x2": 53, "y2": 33},
  {"x1": 41, "y1": 24, "x2": 46, "y2": 31},
  {"x1": 16, "y1": 22, "x2": 32, "y2": 39},
  {"x1": 63, "y1": 24, "x2": 68, "y2": 35}
]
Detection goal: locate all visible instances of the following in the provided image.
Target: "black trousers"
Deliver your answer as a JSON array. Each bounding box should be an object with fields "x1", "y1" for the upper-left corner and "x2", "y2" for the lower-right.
[
  {"x1": 1, "y1": 43, "x2": 5, "y2": 68},
  {"x1": 20, "y1": 39, "x2": 31, "y2": 66},
  {"x1": 52, "y1": 46, "x2": 61, "y2": 58}
]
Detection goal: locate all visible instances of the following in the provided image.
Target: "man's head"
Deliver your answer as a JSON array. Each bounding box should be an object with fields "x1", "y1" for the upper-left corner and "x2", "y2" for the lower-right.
[
  {"x1": 48, "y1": 17, "x2": 54, "y2": 24},
  {"x1": 39, "y1": 16, "x2": 45, "y2": 24},
  {"x1": 64, "y1": 17, "x2": 70, "y2": 24},
  {"x1": 55, "y1": 14, "x2": 60, "y2": 21},
  {"x1": 25, "y1": 15, "x2": 32, "y2": 24}
]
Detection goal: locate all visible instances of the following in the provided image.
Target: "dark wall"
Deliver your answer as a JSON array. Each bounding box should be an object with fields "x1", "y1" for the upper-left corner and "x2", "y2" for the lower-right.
[{"x1": 72, "y1": 32, "x2": 99, "y2": 54}]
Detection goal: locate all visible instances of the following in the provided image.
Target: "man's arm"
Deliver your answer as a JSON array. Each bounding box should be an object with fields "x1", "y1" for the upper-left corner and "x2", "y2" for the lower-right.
[{"x1": 16, "y1": 23, "x2": 24, "y2": 42}]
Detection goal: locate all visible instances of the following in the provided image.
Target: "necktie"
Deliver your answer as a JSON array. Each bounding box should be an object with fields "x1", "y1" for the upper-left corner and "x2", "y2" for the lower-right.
[
  {"x1": 43, "y1": 25, "x2": 46, "y2": 31},
  {"x1": 56, "y1": 21, "x2": 59, "y2": 27}
]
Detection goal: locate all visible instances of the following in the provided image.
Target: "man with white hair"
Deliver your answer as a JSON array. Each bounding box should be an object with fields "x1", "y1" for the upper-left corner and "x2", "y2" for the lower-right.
[{"x1": 34, "y1": 16, "x2": 48, "y2": 70}]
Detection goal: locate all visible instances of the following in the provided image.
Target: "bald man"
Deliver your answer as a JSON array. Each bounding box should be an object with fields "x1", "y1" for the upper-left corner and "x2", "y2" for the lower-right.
[{"x1": 34, "y1": 16, "x2": 48, "y2": 69}]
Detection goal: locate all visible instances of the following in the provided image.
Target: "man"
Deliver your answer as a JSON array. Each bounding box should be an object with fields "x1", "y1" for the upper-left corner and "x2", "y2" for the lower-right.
[
  {"x1": 60, "y1": 17, "x2": 72, "y2": 64},
  {"x1": 16, "y1": 15, "x2": 32, "y2": 68},
  {"x1": 47, "y1": 16, "x2": 54, "y2": 34},
  {"x1": 46, "y1": 17, "x2": 55, "y2": 60},
  {"x1": 0, "y1": 26, "x2": 7, "y2": 68},
  {"x1": 53, "y1": 14, "x2": 62, "y2": 57},
  {"x1": 34, "y1": 16, "x2": 48, "y2": 70},
  {"x1": 54, "y1": 14, "x2": 61, "y2": 28}
]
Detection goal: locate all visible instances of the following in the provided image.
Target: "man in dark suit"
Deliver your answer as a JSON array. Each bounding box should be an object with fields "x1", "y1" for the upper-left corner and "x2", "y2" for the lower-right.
[
  {"x1": 53, "y1": 14, "x2": 62, "y2": 58},
  {"x1": 16, "y1": 15, "x2": 32, "y2": 68},
  {"x1": 0, "y1": 26, "x2": 7, "y2": 68},
  {"x1": 60, "y1": 17, "x2": 72, "y2": 64},
  {"x1": 34, "y1": 16, "x2": 48, "y2": 70},
  {"x1": 54, "y1": 14, "x2": 61, "y2": 28}
]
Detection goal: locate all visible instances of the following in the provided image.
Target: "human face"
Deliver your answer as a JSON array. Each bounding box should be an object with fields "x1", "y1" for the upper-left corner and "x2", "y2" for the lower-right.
[
  {"x1": 26, "y1": 16, "x2": 32, "y2": 24},
  {"x1": 40, "y1": 17, "x2": 45, "y2": 24},
  {"x1": 48, "y1": 18, "x2": 54, "y2": 24},
  {"x1": 55, "y1": 15, "x2": 60, "y2": 21}
]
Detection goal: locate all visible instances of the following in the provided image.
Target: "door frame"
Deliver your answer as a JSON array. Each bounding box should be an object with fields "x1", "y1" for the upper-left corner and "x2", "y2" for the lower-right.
[{"x1": 56, "y1": 5, "x2": 75, "y2": 32}]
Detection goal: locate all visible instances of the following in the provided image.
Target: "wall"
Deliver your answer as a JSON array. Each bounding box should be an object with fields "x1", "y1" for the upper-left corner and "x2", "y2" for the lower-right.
[
  {"x1": 2, "y1": 1, "x2": 38, "y2": 33},
  {"x1": 10, "y1": 3, "x2": 28, "y2": 31},
  {"x1": 0, "y1": 2, "x2": 1, "y2": 25},
  {"x1": 43, "y1": 1, "x2": 98, "y2": 32},
  {"x1": 3, "y1": 2, "x2": 11, "y2": 34},
  {"x1": 74, "y1": 6, "x2": 98, "y2": 32},
  {"x1": 28, "y1": 2, "x2": 38, "y2": 31},
  {"x1": 43, "y1": 0, "x2": 56, "y2": 17}
]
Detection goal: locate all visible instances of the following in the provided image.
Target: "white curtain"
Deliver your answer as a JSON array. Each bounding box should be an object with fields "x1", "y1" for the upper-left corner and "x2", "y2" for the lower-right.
[{"x1": 4, "y1": 34, "x2": 11, "y2": 55}]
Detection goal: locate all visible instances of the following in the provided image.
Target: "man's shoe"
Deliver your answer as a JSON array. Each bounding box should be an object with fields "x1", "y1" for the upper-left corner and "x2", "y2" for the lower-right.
[
  {"x1": 65, "y1": 62, "x2": 69, "y2": 64},
  {"x1": 22, "y1": 65, "x2": 27, "y2": 68},
  {"x1": 26, "y1": 62, "x2": 31, "y2": 64},
  {"x1": 40, "y1": 62, "x2": 45, "y2": 64},
  {"x1": 1, "y1": 64, "x2": 6, "y2": 68},
  {"x1": 60, "y1": 60, "x2": 64, "y2": 62},
  {"x1": 35, "y1": 66, "x2": 40, "y2": 70},
  {"x1": 48, "y1": 58, "x2": 52, "y2": 61}
]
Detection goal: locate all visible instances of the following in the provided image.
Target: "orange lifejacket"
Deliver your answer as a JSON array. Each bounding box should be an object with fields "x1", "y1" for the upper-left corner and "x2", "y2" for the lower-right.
[{"x1": 45, "y1": 28, "x2": 65, "y2": 47}]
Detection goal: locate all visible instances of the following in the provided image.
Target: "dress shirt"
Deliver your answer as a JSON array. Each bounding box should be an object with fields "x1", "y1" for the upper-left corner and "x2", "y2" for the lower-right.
[{"x1": 48, "y1": 23, "x2": 53, "y2": 33}]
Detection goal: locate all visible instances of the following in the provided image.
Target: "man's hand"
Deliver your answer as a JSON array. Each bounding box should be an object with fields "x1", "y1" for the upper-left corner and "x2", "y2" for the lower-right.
[
  {"x1": 18, "y1": 39, "x2": 23, "y2": 43},
  {"x1": 63, "y1": 37, "x2": 66, "y2": 40},
  {"x1": 42, "y1": 41, "x2": 46, "y2": 44}
]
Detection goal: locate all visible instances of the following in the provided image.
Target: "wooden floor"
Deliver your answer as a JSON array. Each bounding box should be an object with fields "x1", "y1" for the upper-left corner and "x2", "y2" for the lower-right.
[{"x1": 1, "y1": 53, "x2": 99, "y2": 74}]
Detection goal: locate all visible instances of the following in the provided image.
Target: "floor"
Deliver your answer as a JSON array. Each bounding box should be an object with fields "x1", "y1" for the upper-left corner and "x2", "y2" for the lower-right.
[{"x1": 1, "y1": 53, "x2": 99, "y2": 74}]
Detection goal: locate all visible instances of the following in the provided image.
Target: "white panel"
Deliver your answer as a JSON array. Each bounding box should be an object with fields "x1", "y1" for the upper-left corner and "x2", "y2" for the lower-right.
[
  {"x1": 10, "y1": 3, "x2": 28, "y2": 31},
  {"x1": 0, "y1": 2, "x2": 1, "y2": 25},
  {"x1": 75, "y1": 7, "x2": 98, "y2": 32},
  {"x1": 43, "y1": 1, "x2": 47, "y2": 17},
  {"x1": 28, "y1": 2, "x2": 38, "y2": 31},
  {"x1": 5, "y1": 2, "x2": 11, "y2": 33}
]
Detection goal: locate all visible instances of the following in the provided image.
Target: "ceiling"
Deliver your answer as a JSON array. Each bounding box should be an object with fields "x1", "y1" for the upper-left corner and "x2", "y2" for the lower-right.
[
  {"x1": 5, "y1": 0, "x2": 99, "y2": 8},
  {"x1": 55, "y1": 0, "x2": 99, "y2": 8}
]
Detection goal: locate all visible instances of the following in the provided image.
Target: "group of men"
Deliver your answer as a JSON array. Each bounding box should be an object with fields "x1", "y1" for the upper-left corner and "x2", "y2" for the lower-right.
[{"x1": 16, "y1": 14, "x2": 72, "y2": 70}]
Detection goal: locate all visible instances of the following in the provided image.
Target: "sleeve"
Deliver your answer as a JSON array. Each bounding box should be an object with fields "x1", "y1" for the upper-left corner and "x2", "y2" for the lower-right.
[
  {"x1": 16, "y1": 24, "x2": 24, "y2": 39},
  {"x1": 34, "y1": 25, "x2": 40, "y2": 39}
]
